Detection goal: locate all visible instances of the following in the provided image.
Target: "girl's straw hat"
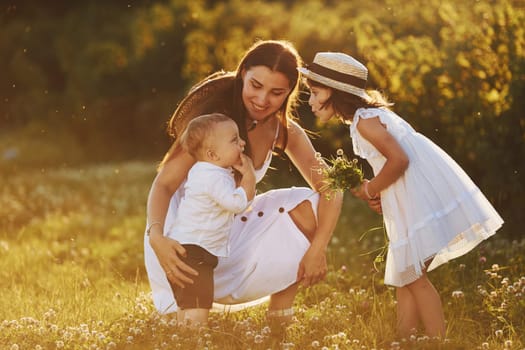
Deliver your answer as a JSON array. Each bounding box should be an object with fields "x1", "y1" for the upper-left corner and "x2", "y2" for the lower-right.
[{"x1": 298, "y1": 52, "x2": 371, "y2": 101}]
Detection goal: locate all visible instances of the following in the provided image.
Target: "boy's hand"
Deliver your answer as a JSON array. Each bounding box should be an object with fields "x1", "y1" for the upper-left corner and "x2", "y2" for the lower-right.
[
  {"x1": 233, "y1": 153, "x2": 255, "y2": 177},
  {"x1": 233, "y1": 154, "x2": 256, "y2": 200}
]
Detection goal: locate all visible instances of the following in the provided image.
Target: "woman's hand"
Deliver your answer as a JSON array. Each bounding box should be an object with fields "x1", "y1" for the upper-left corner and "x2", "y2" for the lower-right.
[
  {"x1": 149, "y1": 233, "x2": 198, "y2": 288},
  {"x1": 147, "y1": 149, "x2": 198, "y2": 288},
  {"x1": 296, "y1": 243, "x2": 327, "y2": 287}
]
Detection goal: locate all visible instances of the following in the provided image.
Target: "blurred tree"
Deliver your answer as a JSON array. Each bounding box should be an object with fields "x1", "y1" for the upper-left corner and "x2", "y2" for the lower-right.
[{"x1": 0, "y1": 0, "x2": 523, "y2": 236}]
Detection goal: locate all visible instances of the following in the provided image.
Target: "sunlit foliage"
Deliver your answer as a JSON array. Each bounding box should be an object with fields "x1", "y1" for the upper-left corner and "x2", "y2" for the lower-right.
[{"x1": 1, "y1": 0, "x2": 522, "y2": 236}]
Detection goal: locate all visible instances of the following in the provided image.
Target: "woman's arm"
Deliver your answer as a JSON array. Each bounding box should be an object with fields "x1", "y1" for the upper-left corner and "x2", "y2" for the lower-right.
[
  {"x1": 147, "y1": 148, "x2": 199, "y2": 288},
  {"x1": 285, "y1": 120, "x2": 344, "y2": 286},
  {"x1": 352, "y1": 117, "x2": 409, "y2": 200}
]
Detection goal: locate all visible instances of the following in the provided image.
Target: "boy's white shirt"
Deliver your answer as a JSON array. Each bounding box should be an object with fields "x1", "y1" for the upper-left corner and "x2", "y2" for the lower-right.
[{"x1": 166, "y1": 161, "x2": 249, "y2": 257}]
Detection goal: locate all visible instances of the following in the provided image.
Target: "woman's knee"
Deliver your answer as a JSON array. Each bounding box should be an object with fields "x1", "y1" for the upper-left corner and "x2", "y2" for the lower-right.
[{"x1": 288, "y1": 200, "x2": 316, "y2": 241}]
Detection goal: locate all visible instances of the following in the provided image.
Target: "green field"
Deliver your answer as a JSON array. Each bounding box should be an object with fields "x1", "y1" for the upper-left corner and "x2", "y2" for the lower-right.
[{"x1": 1, "y1": 162, "x2": 523, "y2": 349}]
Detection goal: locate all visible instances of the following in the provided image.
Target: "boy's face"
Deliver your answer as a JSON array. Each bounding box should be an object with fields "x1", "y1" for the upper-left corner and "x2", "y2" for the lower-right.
[
  {"x1": 208, "y1": 120, "x2": 245, "y2": 168},
  {"x1": 308, "y1": 85, "x2": 335, "y2": 123}
]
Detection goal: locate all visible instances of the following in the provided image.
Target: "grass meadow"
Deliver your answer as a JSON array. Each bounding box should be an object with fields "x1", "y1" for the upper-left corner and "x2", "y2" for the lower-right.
[{"x1": 1, "y1": 161, "x2": 524, "y2": 350}]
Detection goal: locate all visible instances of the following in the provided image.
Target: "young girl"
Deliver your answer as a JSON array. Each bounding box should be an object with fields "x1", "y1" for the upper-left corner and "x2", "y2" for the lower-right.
[{"x1": 299, "y1": 52, "x2": 504, "y2": 337}]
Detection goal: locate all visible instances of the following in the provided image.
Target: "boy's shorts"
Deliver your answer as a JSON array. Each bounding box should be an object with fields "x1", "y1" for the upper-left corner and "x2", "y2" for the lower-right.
[{"x1": 169, "y1": 244, "x2": 218, "y2": 309}]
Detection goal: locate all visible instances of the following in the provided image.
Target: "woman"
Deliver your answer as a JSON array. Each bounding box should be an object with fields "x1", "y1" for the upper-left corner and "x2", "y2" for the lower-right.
[{"x1": 144, "y1": 40, "x2": 343, "y2": 323}]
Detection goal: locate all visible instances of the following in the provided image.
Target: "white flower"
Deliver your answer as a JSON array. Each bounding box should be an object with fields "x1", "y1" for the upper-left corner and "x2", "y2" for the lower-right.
[{"x1": 452, "y1": 290, "x2": 464, "y2": 299}]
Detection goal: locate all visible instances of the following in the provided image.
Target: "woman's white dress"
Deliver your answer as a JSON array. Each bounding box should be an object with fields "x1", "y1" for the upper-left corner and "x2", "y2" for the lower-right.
[
  {"x1": 350, "y1": 107, "x2": 504, "y2": 287},
  {"x1": 144, "y1": 146, "x2": 319, "y2": 314}
]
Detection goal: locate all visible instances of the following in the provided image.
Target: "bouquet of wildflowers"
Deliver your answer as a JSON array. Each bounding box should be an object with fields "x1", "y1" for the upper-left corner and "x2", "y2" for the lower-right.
[{"x1": 316, "y1": 149, "x2": 364, "y2": 197}]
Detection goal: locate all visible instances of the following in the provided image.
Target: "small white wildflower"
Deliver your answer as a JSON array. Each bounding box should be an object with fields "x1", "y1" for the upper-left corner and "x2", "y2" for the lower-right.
[
  {"x1": 452, "y1": 290, "x2": 464, "y2": 299},
  {"x1": 336, "y1": 149, "x2": 344, "y2": 156},
  {"x1": 504, "y1": 340, "x2": 513, "y2": 348},
  {"x1": 10, "y1": 345, "x2": 19, "y2": 350},
  {"x1": 495, "y1": 329, "x2": 503, "y2": 337},
  {"x1": 481, "y1": 342, "x2": 489, "y2": 349},
  {"x1": 391, "y1": 341, "x2": 400, "y2": 348},
  {"x1": 311, "y1": 340, "x2": 320, "y2": 347},
  {"x1": 254, "y1": 335, "x2": 263, "y2": 344}
]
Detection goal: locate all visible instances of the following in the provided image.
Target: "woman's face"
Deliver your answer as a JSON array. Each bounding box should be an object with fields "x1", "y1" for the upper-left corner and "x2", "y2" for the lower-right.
[
  {"x1": 241, "y1": 66, "x2": 291, "y2": 121},
  {"x1": 308, "y1": 85, "x2": 335, "y2": 123}
]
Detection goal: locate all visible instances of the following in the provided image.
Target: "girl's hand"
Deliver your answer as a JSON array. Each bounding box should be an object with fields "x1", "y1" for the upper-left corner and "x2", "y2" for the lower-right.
[
  {"x1": 351, "y1": 179, "x2": 377, "y2": 200},
  {"x1": 367, "y1": 196, "x2": 382, "y2": 214},
  {"x1": 351, "y1": 180, "x2": 382, "y2": 214},
  {"x1": 149, "y1": 233, "x2": 198, "y2": 288}
]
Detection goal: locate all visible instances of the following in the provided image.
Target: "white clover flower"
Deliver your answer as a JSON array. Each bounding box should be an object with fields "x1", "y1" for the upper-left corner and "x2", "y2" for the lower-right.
[
  {"x1": 495, "y1": 329, "x2": 503, "y2": 337},
  {"x1": 452, "y1": 290, "x2": 464, "y2": 299},
  {"x1": 491, "y1": 264, "x2": 500, "y2": 271},
  {"x1": 390, "y1": 341, "x2": 400, "y2": 348},
  {"x1": 311, "y1": 340, "x2": 320, "y2": 347},
  {"x1": 254, "y1": 334, "x2": 263, "y2": 344}
]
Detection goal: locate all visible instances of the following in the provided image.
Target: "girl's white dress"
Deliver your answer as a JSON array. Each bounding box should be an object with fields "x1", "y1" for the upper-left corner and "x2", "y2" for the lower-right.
[
  {"x1": 351, "y1": 107, "x2": 503, "y2": 287},
  {"x1": 144, "y1": 146, "x2": 319, "y2": 314}
]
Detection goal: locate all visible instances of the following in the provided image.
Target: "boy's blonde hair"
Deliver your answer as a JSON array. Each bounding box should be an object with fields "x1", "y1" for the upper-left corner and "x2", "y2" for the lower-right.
[{"x1": 180, "y1": 113, "x2": 232, "y2": 160}]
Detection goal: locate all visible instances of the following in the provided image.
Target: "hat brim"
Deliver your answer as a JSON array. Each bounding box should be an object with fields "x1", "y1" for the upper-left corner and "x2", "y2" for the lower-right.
[
  {"x1": 168, "y1": 72, "x2": 235, "y2": 139},
  {"x1": 298, "y1": 67, "x2": 371, "y2": 102}
]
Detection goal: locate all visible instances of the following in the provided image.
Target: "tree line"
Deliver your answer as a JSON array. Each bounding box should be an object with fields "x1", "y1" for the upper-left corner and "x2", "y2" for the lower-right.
[{"x1": 1, "y1": 0, "x2": 523, "y2": 236}]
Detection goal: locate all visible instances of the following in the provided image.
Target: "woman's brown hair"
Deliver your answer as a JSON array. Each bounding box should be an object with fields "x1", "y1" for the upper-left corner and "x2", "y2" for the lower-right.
[{"x1": 160, "y1": 40, "x2": 302, "y2": 168}]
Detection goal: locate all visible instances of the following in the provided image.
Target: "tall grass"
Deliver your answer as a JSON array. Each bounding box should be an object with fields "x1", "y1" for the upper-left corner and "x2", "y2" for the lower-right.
[{"x1": 1, "y1": 162, "x2": 523, "y2": 349}]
